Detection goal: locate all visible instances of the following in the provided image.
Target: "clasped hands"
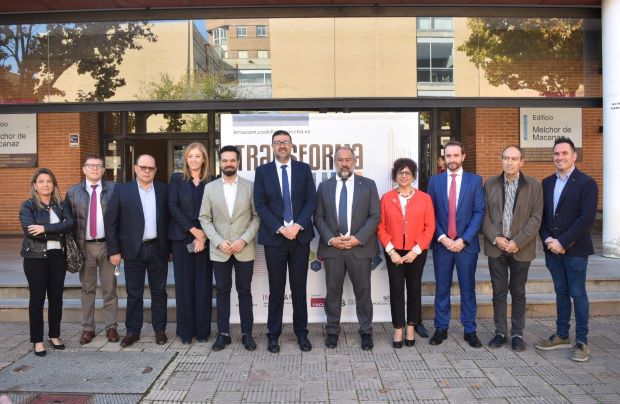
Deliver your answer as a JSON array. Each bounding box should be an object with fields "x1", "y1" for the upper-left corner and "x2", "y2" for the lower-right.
[
  {"x1": 218, "y1": 239, "x2": 247, "y2": 255},
  {"x1": 545, "y1": 237, "x2": 566, "y2": 255},
  {"x1": 190, "y1": 227, "x2": 208, "y2": 253},
  {"x1": 389, "y1": 250, "x2": 418, "y2": 265},
  {"x1": 331, "y1": 235, "x2": 361, "y2": 250},
  {"x1": 440, "y1": 237, "x2": 467, "y2": 253},
  {"x1": 494, "y1": 236, "x2": 520, "y2": 254},
  {"x1": 280, "y1": 224, "x2": 302, "y2": 240}
]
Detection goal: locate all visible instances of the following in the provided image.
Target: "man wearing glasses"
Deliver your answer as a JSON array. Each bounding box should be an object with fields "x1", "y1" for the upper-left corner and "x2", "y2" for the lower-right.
[
  {"x1": 105, "y1": 154, "x2": 170, "y2": 348},
  {"x1": 254, "y1": 130, "x2": 317, "y2": 353},
  {"x1": 66, "y1": 155, "x2": 119, "y2": 345}
]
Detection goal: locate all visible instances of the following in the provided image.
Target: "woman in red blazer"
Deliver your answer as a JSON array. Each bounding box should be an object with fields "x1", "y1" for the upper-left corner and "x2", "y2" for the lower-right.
[{"x1": 377, "y1": 158, "x2": 435, "y2": 348}]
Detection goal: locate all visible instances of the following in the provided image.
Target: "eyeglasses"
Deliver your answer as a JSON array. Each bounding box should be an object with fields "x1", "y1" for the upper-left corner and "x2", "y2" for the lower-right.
[
  {"x1": 397, "y1": 170, "x2": 413, "y2": 177},
  {"x1": 84, "y1": 164, "x2": 105, "y2": 169},
  {"x1": 137, "y1": 165, "x2": 156, "y2": 172},
  {"x1": 273, "y1": 140, "x2": 291, "y2": 146}
]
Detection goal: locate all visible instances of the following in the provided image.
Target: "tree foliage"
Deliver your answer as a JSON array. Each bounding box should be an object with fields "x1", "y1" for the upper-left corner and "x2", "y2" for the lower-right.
[
  {"x1": 141, "y1": 71, "x2": 239, "y2": 132},
  {"x1": 0, "y1": 22, "x2": 156, "y2": 102},
  {"x1": 458, "y1": 18, "x2": 584, "y2": 96}
]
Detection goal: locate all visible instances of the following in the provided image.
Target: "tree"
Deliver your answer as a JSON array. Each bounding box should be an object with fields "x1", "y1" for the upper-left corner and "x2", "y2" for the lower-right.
[
  {"x1": 141, "y1": 70, "x2": 239, "y2": 132},
  {"x1": 0, "y1": 22, "x2": 156, "y2": 102},
  {"x1": 458, "y1": 18, "x2": 584, "y2": 96}
]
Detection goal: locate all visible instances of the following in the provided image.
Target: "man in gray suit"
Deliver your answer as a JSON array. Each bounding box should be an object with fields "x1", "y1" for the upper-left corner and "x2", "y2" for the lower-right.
[
  {"x1": 483, "y1": 145, "x2": 543, "y2": 351},
  {"x1": 199, "y1": 145, "x2": 260, "y2": 352},
  {"x1": 314, "y1": 146, "x2": 381, "y2": 350}
]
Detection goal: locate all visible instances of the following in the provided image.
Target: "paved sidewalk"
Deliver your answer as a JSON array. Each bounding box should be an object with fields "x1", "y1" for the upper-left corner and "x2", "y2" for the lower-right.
[{"x1": 1, "y1": 317, "x2": 620, "y2": 403}]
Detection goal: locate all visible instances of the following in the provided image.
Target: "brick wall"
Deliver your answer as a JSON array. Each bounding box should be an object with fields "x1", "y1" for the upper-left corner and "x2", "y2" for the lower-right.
[
  {"x1": 0, "y1": 112, "x2": 99, "y2": 234},
  {"x1": 464, "y1": 107, "x2": 603, "y2": 209}
]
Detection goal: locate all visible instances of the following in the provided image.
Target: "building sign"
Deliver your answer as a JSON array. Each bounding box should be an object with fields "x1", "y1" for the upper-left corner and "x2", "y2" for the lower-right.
[
  {"x1": 0, "y1": 114, "x2": 37, "y2": 168},
  {"x1": 222, "y1": 112, "x2": 419, "y2": 323},
  {"x1": 520, "y1": 108, "x2": 582, "y2": 161}
]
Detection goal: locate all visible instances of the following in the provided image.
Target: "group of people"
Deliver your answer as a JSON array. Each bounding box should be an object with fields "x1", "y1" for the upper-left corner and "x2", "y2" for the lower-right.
[{"x1": 19, "y1": 130, "x2": 597, "y2": 363}]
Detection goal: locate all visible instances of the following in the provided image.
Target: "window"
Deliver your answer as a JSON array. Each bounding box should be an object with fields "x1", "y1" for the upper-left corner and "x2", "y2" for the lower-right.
[
  {"x1": 417, "y1": 38, "x2": 454, "y2": 83},
  {"x1": 238, "y1": 70, "x2": 272, "y2": 85},
  {"x1": 257, "y1": 50, "x2": 269, "y2": 59},
  {"x1": 236, "y1": 26, "x2": 247, "y2": 37},
  {"x1": 417, "y1": 17, "x2": 453, "y2": 31},
  {"x1": 237, "y1": 50, "x2": 248, "y2": 59},
  {"x1": 213, "y1": 27, "x2": 228, "y2": 46},
  {"x1": 256, "y1": 25, "x2": 268, "y2": 37}
]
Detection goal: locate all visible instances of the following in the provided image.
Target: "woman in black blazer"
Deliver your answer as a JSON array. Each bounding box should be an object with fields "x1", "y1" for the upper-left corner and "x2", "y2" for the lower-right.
[
  {"x1": 168, "y1": 142, "x2": 213, "y2": 344},
  {"x1": 19, "y1": 168, "x2": 74, "y2": 357}
]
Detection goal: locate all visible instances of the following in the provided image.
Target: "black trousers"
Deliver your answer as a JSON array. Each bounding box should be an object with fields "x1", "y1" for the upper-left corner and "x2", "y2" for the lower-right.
[
  {"x1": 264, "y1": 240, "x2": 310, "y2": 338},
  {"x1": 213, "y1": 256, "x2": 254, "y2": 335},
  {"x1": 23, "y1": 250, "x2": 67, "y2": 343},
  {"x1": 385, "y1": 249, "x2": 428, "y2": 328}
]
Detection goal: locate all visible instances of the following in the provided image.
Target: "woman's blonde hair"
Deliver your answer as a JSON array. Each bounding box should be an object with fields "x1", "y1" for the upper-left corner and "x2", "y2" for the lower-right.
[
  {"x1": 182, "y1": 142, "x2": 210, "y2": 182},
  {"x1": 30, "y1": 167, "x2": 63, "y2": 208}
]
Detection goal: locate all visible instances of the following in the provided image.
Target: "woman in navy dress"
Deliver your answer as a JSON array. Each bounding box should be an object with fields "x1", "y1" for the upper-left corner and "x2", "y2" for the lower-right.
[{"x1": 168, "y1": 142, "x2": 213, "y2": 344}]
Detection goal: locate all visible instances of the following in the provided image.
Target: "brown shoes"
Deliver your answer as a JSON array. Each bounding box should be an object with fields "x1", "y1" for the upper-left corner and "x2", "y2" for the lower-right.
[
  {"x1": 79, "y1": 331, "x2": 96, "y2": 345},
  {"x1": 155, "y1": 331, "x2": 168, "y2": 345},
  {"x1": 106, "y1": 328, "x2": 120, "y2": 343},
  {"x1": 120, "y1": 334, "x2": 140, "y2": 348}
]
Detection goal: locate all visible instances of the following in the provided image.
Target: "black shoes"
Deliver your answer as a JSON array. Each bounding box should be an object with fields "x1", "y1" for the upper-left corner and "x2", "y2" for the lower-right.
[
  {"x1": 512, "y1": 336, "x2": 526, "y2": 352},
  {"x1": 242, "y1": 334, "x2": 257, "y2": 351},
  {"x1": 155, "y1": 331, "x2": 168, "y2": 345},
  {"x1": 429, "y1": 329, "x2": 448, "y2": 346},
  {"x1": 414, "y1": 323, "x2": 430, "y2": 338},
  {"x1": 361, "y1": 333, "x2": 373, "y2": 351},
  {"x1": 464, "y1": 332, "x2": 482, "y2": 348},
  {"x1": 120, "y1": 334, "x2": 140, "y2": 348},
  {"x1": 212, "y1": 334, "x2": 232, "y2": 351},
  {"x1": 488, "y1": 334, "x2": 507, "y2": 348},
  {"x1": 48, "y1": 338, "x2": 65, "y2": 350},
  {"x1": 33, "y1": 343, "x2": 46, "y2": 357},
  {"x1": 325, "y1": 334, "x2": 338, "y2": 349},
  {"x1": 297, "y1": 335, "x2": 312, "y2": 352},
  {"x1": 393, "y1": 339, "x2": 403, "y2": 349},
  {"x1": 267, "y1": 336, "x2": 280, "y2": 353}
]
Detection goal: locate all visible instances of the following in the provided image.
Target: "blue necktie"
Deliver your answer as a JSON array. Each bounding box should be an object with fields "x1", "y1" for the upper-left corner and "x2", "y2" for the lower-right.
[
  {"x1": 281, "y1": 165, "x2": 293, "y2": 223},
  {"x1": 338, "y1": 178, "x2": 348, "y2": 236}
]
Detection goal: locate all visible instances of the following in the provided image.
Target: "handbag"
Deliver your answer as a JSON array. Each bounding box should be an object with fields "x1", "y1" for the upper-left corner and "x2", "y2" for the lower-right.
[{"x1": 64, "y1": 234, "x2": 84, "y2": 273}]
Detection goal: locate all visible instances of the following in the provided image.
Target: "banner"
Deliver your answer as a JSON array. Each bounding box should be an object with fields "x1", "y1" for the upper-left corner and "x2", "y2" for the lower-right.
[
  {"x1": 0, "y1": 114, "x2": 37, "y2": 168},
  {"x1": 221, "y1": 112, "x2": 419, "y2": 323},
  {"x1": 520, "y1": 108, "x2": 582, "y2": 161}
]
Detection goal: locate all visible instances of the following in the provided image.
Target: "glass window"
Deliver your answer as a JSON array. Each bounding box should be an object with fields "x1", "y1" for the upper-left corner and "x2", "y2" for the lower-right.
[
  {"x1": 236, "y1": 26, "x2": 247, "y2": 37},
  {"x1": 417, "y1": 17, "x2": 453, "y2": 31},
  {"x1": 213, "y1": 27, "x2": 228, "y2": 46},
  {"x1": 237, "y1": 50, "x2": 248, "y2": 59},
  {"x1": 256, "y1": 25, "x2": 268, "y2": 37},
  {"x1": 417, "y1": 39, "x2": 454, "y2": 83},
  {"x1": 257, "y1": 50, "x2": 269, "y2": 59}
]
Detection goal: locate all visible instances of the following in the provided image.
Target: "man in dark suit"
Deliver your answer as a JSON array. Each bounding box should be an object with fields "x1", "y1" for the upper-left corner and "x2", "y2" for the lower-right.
[
  {"x1": 314, "y1": 146, "x2": 380, "y2": 351},
  {"x1": 254, "y1": 130, "x2": 317, "y2": 353},
  {"x1": 483, "y1": 145, "x2": 543, "y2": 352},
  {"x1": 427, "y1": 140, "x2": 485, "y2": 348},
  {"x1": 106, "y1": 154, "x2": 170, "y2": 348},
  {"x1": 535, "y1": 137, "x2": 598, "y2": 362}
]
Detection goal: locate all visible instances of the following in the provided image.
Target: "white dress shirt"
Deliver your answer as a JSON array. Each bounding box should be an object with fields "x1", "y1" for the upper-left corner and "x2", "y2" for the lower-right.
[
  {"x1": 438, "y1": 166, "x2": 463, "y2": 242},
  {"x1": 222, "y1": 175, "x2": 239, "y2": 218},
  {"x1": 138, "y1": 181, "x2": 157, "y2": 240},
  {"x1": 85, "y1": 179, "x2": 105, "y2": 240}
]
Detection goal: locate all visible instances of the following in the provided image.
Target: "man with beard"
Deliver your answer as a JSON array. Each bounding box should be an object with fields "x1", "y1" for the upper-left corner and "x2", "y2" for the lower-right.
[
  {"x1": 199, "y1": 145, "x2": 260, "y2": 351},
  {"x1": 314, "y1": 146, "x2": 381, "y2": 350},
  {"x1": 427, "y1": 140, "x2": 485, "y2": 348},
  {"x1": 254, "y1": 130, "x2": 317, "y2": 353}
]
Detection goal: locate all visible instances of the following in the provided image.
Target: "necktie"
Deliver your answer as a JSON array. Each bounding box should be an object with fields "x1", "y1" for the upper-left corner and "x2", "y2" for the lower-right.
[
  {"x1": 448, "y1": 174, "x2": 457, "y2": 239},
  {"x1": 281, "y1": 165, "x2": 293, "y2": 223},
  {"x1": 90, "y1": 184, "x2": 98, "y2": 238},
  {"x1": 338, "y1": 178, "x2": 348, "y2": 236}
]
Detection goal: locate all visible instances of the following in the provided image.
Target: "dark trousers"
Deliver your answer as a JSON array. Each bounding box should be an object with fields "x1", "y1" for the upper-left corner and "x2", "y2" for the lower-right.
[
  {"x1": 265, "y1": 240, "x2": 310, "y2": 338},
  {"x1": 23, "y1": 250, "x2": 66, "y2": 343},
  {"x1": 488, "y1": 253, "x2": 531, "y2": 337},
  {"x1": 124, "y1": 243, "x2": 168, "y2": 335},
  {"x1": 324, "y1": 252, "x2": 373, "y2": 335},
  {"x1": 433, "y1": 245, "x2": 478, "y2": 333},
  {"x1": 172, "y1": 240, "x2": 213, "y2": 341},
  {"x1": 213, "y1": 256, "x2": 254, "y2": 335},
  {"x1": 385, "y1": 249, "x2": 427, "y2": 328}
]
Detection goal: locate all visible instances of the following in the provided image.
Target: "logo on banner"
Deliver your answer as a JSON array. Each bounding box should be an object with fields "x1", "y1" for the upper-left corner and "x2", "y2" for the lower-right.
[{"x1": 310, "y1": 297, "x2": 326, "y2": 307}]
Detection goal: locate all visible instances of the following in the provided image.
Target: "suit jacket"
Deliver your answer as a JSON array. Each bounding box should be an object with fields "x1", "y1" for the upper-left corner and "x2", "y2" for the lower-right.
[
  {"x1": 377, "y1": 188, "x2": 435, "y2": 251},
  {"x1": 483, "y1": 172, "x2": 543, "y2": 262},
  {"x1": 168, "y1": 172, "x2": 211, "y2": 241},
  {"x1": 427, "y1": 170, "x2": 485, "y2": 254},
  {"x1": 105, "y1": 181, "x2": 170, "y2": 261},
  {"x1": 539, "y1": 167, "x2": 598, "y2": 256},
  {"x1": 314, "y1": 174, "x2": 380, "y2": 259},
  {"x1": 199, "y1": 176, "x2": 260, "y2": 262},
  {"x1": 66, "y1": 179, "x2": 116, "y2": 251},
  {"x1": 254, "y1": 159, "x2": 317, "y2": 246}
]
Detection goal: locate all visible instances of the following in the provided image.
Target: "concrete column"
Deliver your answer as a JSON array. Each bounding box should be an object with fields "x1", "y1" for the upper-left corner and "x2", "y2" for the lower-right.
[{"x1": 603, "y1": 0, "x2": 620, "y2": 258}]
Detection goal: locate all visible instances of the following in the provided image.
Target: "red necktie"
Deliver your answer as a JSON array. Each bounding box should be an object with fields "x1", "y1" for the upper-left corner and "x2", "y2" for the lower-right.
[
  {"x1": 448, "y1": 174, "x2": 457, "y2": 239},
  {"x1": 90, "y1": 184, "x2": 98, "y2": 238}
]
